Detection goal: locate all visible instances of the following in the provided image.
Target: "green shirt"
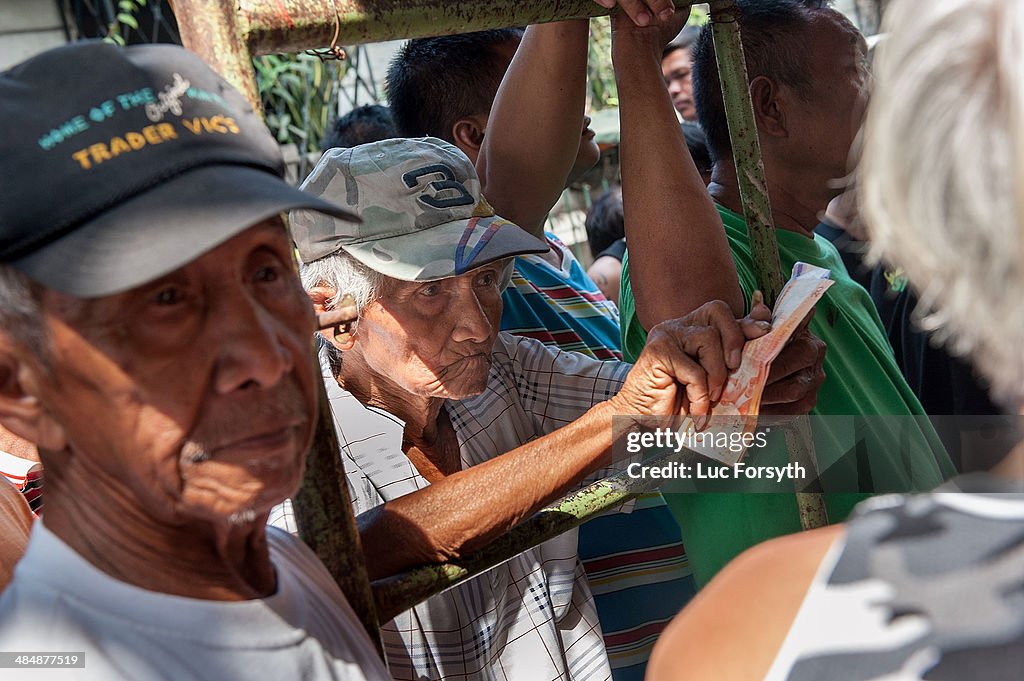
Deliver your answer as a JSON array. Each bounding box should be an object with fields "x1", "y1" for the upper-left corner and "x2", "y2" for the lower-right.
[{"x1": 620, "y1": 205, "x2": 956, "y2": 583}]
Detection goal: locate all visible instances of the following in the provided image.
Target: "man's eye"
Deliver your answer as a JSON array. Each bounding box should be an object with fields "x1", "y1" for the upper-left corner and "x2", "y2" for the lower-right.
[
  {"x1": 476, "y1": 271, "x2": 496, "y2": 287},
  {"x1": 254, "y1": 265, "x2": 280, "y2": 283},
  {"x1": 154, "y1": 287, "x2": 185, "y2": 306},
  {"x1": 419, "y1": 284, "x2": 440, "y2": 297}
]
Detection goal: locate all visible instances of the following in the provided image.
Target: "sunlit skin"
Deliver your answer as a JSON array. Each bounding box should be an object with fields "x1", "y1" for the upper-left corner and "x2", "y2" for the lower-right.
[
  {"x1": 332, "y1": 261, "x2": 504, "y2": 402},
  {"x1": 2, "y1": 219, "x2": 319, "y2": 599},
  {"x1": 662, "y1": 46, "x2": 697, "y2": 121}
]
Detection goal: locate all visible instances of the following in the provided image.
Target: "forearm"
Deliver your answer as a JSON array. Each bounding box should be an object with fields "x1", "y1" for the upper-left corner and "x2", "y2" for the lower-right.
[
  {"x1": 477, "y1": 20, "x2": 590, "y2": 237},
  {"x1": 614, "y1": 39, "x2": 743, "y2": 326},
  {"x1": 357, "y1": 399, "x2": 617, "y2": 580}
]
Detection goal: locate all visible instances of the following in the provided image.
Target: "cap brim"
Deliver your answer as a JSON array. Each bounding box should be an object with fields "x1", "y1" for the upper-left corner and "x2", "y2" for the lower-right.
[
  {"x1": 11, "y1": 165, "x2": 360, "y2": 298},
  {"x1": 341, "y1": 215, "x2": 549, "y2": 282}
]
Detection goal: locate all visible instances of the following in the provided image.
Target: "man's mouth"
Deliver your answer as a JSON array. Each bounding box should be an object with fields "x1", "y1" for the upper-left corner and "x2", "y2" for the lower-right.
[
  {"x1": 582, "y1": 115, "x2": 595, "y2": 139},
  {"x1": 436, "y1": 353, "x2": 491, "y2": 379},
  {"x1": 219, "y1": 423, "x2": 302, "y2": 452}
]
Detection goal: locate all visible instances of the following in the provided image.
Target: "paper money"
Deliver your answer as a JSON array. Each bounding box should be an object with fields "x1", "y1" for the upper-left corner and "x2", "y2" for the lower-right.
[{"x1": 681, "y1": 262, "x2": 834, "y2": 464}]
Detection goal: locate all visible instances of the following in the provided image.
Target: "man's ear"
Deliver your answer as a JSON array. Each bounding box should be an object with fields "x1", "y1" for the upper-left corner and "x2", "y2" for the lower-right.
[
  {"x1": 307, "y1": 285, "x2": 357, "y2": 352},
  {"x1": 451, "y1": 114, "x2": 488, "y2": 158},
  {"x1": 0, "y1": 349, "x2": 65, "y2": 452},
  {"x1": 307, "y1": 285, "x2": 337, "y2": 315},
  {"x1": 750, "y1": 75, "x2": 788, "y2": 139}
]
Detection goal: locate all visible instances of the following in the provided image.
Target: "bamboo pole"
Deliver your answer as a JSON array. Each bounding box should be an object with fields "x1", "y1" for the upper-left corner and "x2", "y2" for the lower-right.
[
  {"x1": 293, "y1": 376, "x2": 382, "y2": 651},
  {"x1": 708, "y1": 0, "x2": 828, "y2": 530},
  {"x1": 374, "y1": 447, "x2": 686, "y2": 622}
]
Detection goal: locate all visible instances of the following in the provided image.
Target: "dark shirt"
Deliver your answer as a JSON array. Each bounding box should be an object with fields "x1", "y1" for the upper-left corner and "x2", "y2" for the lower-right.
[
  {"x1": 596, "y1": 237, "x2": 626, "y2": 263},
  {"x1": 870, "y1": 266, "x2": 1009, "y2": 470},
  {"x1": 813, "y1": 220, "x2": 872, "y2": 291}
]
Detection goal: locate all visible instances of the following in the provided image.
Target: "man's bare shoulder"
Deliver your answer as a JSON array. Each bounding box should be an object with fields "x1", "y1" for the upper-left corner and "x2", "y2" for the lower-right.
[{"x1": 647, "y1": 524, "x2": 844, "y2": 681}]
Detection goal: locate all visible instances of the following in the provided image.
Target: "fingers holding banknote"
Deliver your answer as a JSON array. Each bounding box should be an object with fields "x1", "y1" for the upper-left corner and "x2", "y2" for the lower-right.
[{"x1": 760, "y1": 310, "x2": 826, "y2": 415}]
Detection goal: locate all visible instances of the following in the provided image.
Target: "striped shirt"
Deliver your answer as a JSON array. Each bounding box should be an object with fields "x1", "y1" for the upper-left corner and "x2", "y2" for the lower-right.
[
  {"x1": 502, "y1": 236, "x2": 696, "y2": 681},
  {"x1": 501, "y1": 234, "x2": 622, "y2": 361},
  {"x1": 275, "y1": 334, "x2": 631, "y2": 680}
]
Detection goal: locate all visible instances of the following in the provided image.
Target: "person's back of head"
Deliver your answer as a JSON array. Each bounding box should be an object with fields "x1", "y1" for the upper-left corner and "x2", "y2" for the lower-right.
[
  {"x1": 584, "y1": 186, "x2": 624, "y2": 260},
  {"x1": 680, "y1": 121, "x2": 712, "y2": 183},
  {"x1": 386, "y1": 29, "x2": 524, "y2": 143},
  {"x1": 692, "y1": 0, "x2": 827, "y2": 164},
  {"x1": 862, "y1": 0, "x2": 1024, "y2": 410},
  {"x1": 322, "y1": 103, "x2": 397, "y2": 151}
]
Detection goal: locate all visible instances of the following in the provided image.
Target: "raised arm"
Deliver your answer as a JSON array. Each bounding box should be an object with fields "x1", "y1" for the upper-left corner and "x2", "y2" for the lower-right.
[
  {"x1": 475, "y1": 19, "x2": 592, "y2": 237},
  {"x1": 357, "y1": 300, "x2": 770, "y2": 580},
  {"x1": 478, "y1": 1, "x2": 680, "y2": 237},
  {"x1": 613, "y1": 12, "x2": 744, "y2": 325}
]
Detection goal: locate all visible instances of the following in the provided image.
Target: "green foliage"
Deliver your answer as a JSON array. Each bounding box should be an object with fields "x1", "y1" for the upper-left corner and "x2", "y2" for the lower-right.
[
  {"x1": 104, "y1": 0, "x2": 147, "y2": 46},
  {"x1": 254, "y1": 53, "x2": 347, "y2": 156},
  {"x1": 588, "y1": 16, "x2": 618, "y2": 110}
]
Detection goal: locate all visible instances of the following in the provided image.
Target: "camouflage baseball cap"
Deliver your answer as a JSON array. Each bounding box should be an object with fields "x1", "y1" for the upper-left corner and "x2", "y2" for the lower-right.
[{"x1": 290, "y1": 137, "x2": 548, "y2": 281}]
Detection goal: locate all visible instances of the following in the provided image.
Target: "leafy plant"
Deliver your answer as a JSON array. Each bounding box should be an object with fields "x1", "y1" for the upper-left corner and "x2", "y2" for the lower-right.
[
  {"x1": 104, "y1": 0, "x2": 147, "y2": 46},
  {"x1": 254, "y1": 53, "x2": 347, "y2": 157}
]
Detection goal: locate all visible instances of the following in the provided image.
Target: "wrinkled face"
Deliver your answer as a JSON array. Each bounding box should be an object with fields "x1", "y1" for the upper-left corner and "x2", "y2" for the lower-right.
[
  {"x1": 31, "y1": 220, "x2": 318, "y2": 525},
  {"x1": 662, "y1": 47, "x2": 697, "y2": 122},
  {"x1": 352, "y1": 261, "x2": 505, "y2": 400},
  {"x1": 788, "y1": 11, "x2": 871, "y2": 189}
]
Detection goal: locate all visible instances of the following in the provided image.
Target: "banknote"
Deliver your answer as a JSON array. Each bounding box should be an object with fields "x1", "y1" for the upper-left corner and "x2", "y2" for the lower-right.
[{"x1": 680, "y1": 262, "x2": 834, "y2": 464}]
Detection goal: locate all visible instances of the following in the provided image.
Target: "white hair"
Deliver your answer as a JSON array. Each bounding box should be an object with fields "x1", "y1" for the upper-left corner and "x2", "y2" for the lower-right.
[
  {"x1": 859, "y1": 0, "x2": 1024, "y2": 407},
  {"x1": 299, "y1": 252, "x2": 385, "y2": 314}
]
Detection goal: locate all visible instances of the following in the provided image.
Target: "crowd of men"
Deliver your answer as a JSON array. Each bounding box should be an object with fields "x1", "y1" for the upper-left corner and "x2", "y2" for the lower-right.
[{"x1": 0, "y1": 0, "x2": 1021, "y2": 679}]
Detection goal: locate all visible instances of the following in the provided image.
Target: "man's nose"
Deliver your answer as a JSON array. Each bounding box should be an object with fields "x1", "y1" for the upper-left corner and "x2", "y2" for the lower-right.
[
  {"x1": 449, "y1": 290, "x2": 493, "y2": 344},
  {"x1": 212, "y1": 294, "x2": 294, "y2": 394}
]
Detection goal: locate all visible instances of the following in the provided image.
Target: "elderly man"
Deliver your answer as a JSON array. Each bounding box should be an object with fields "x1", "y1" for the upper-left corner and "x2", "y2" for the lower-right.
[{"x1": 0, "y1": 42, "x2": 392, "y2": 680}]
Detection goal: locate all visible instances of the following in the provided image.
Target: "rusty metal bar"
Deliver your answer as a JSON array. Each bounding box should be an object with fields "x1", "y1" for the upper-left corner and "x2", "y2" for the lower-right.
[
  {"x1": 170, "y1": 0, "x2": 260, "y2": 109},
  {"x1": 708, "y1": 0, "x2": 827, "y2": 530},
  {"x1": 293, "y1": 373, "x2": 382, "y2": 652},
  {"x1": 173, "y1": 0, "x2": 382, "y2": 646},
  {"x1": 240, "y1": 0, "x2": 691, "y2": 57},
  {"x1": 373, "y1": 454, "x2": 672, "y2": 622}
]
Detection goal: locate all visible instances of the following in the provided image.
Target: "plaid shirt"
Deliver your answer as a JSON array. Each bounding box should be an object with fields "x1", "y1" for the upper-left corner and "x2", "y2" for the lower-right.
[{"x1": 272, "y1": 333, "x2": 630, "y2": 681}]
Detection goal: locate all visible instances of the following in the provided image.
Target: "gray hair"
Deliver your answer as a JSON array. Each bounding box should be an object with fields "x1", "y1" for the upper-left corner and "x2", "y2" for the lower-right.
[
  {"x1": 859, "y1": 0, "x2": 1024, "y2": 406},
  {"x1": 0, "y1": 265, "x2": 49, "y2": 362},
  {"x1": 299, "y1": 251, "x2": 386, "y2": 314}
]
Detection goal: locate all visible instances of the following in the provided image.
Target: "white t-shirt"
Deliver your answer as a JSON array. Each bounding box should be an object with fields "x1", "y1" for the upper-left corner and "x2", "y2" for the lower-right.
[{"x1": 0, "y1": 522, "x2": 392, "y2": 681}]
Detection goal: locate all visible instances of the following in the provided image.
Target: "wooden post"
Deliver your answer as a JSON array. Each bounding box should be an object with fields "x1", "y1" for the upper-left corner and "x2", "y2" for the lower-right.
[{"x1": 708, "y1": 0, "x2": 828, "y2": 530}]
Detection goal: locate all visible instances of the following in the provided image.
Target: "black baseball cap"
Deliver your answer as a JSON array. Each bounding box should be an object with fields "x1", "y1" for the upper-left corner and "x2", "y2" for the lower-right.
[{"x1": 0, "y1": 42, "x2": 359, "y2": 297}]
